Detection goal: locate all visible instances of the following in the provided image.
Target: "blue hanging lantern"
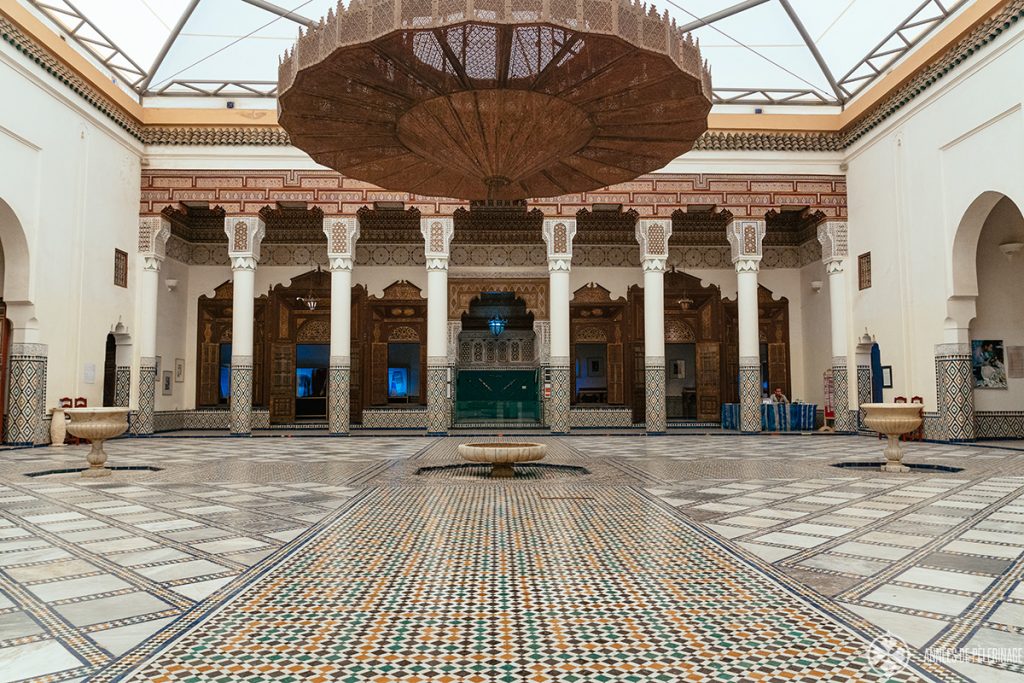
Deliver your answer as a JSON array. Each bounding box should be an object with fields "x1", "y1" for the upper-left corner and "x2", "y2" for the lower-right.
[{"x1": 488, "y1": 316, "x2": 507, "y2": 337}]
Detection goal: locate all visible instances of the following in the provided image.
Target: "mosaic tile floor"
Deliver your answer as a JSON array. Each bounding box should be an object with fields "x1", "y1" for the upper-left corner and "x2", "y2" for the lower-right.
[{"x1": 0, "y1": 434, "x2": 1021, "y2": 681}]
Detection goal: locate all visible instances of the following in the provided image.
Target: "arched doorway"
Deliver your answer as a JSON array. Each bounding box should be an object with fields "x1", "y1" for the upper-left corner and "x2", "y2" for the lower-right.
[
  {"x1": 945, "y1": 191, "x2": 1024, "y2": 439},
  {"x1": 102, "y1": 333, "x2": 116, "y2": 406},
  {"x1": 966, "y1": 196, "x2": 1024, "y2": 414},
  {"x1": 0, "y1": 198, "x2": 35, "y2": 444},
  {"x1": 455, "y1": 292, "x2": 540, "y2": 424}
]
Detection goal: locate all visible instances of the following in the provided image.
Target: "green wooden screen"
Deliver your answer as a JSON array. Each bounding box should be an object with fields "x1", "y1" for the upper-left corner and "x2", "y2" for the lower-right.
[{"x1": 455, "y1": 369, "x2": 541, "y2": 422}]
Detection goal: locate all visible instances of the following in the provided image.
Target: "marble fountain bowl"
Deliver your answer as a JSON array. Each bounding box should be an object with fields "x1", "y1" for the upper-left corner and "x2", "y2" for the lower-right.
[
  {"x1": 458, "y1": 442, "x2": 547, "y2": 478},
  {"x1": 861, "y1": 403, "x2": 924, "y2": 473},
  {"x1": 64, "y1": 407, "x2": 130, "y2": 478}
]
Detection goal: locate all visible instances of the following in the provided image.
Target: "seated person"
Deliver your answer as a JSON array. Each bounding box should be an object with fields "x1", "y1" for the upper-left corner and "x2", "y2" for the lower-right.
[{"x1": 771, "y1": 387, "x2": 789, "y2": 404}]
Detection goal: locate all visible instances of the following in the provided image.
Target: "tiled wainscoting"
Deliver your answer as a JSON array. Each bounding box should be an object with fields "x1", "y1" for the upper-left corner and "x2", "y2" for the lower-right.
[
  {"x1": 150, "y1": 410, "x2": 271, "y2": 433},
  {"x1": 975, "y1": 411, "x2": 1024, "y2": 439},
  {"x1": 569, "y1": 407, "x2": 635, "y2": 428},
  {"x1": 361, "y1": 408, "x2": 428, "y2": 430}
]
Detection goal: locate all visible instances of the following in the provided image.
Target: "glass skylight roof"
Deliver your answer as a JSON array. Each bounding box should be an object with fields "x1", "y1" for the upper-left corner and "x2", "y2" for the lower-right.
[{"x1": 19, "y1": 0, "x2": 969, "y2": 106}]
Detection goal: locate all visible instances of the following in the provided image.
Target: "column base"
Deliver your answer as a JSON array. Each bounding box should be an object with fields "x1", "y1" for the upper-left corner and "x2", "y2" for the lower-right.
[
  {"x1": 230, "y1": 361, "x2": 253, "y2": 436},
  {"x1": 547, "y1": 363, "x2": 570, "y2": 435},
  {"x1": 739, "y1": 360, "x2": 762, "y2": 434},
  {"x1": 133, "y1": 361, "x2": 156, "y2": 436},
  {"x1": 935, "y1": 344, "x2": 976, "y2": 442},
  {"x1": 645, "y1": 360, "x2": 666, "y2": 435},
  {"x1": 426, "y1": 363, "x2": 451, "y2": 435},
  {"x1": 328, "y1": 364, "x2": 350, "y2": 435}
]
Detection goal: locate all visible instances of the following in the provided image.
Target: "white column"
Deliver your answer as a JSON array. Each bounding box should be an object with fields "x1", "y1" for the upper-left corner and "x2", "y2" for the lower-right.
[
  {"x1": 135, "y1": 216, "x2": 170, "y2": 435},
  {"x1": 637, "y1": 219, "x2": 671, "y2": 434},
  {"x1": 324, "y1": 217, "x2": 360, "y2": 435},
  {"x1": 542, "y1": 218, "x2": 577, "y2": 434},
  {"x1": 225, "y1": 216, "x2": 266, "y2": 435},
  {"x1": 727, "y1": 218, "x2": 766, "y2": 433},
  {"x1": 421, "y1": 217, "x2": 455, "y2": 434},
  {"x1": 818, "y1": 221, "x2": 854, "y2": 432}
]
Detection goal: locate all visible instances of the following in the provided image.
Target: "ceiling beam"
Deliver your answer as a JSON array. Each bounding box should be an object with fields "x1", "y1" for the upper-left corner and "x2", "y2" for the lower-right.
[
  {"x1": 140, "y1": 0, "x2": 202, "y2": 94},
  {"x1": 777, "y1": 0, "x2": 845, "y2": 104},
  {"x1": 677, "y1": 0, "x2": 771, "y2": 34},
  {"x1": 239, "y1": 0, "x2": 315, "y2": 27}
]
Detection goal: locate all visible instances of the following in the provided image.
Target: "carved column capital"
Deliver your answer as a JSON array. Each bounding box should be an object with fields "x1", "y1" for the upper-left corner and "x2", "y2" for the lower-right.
[
  {"x1": 734, "y1": 258, "x2": 760, "y2": 273},
  {"x1": 421, "y1": 216, "x2": 454, "y2": 261},
  {"x1": 329, "y1": 256, "x2": 355, "y2": 271},
  {"x1": 323, "y1": 216, "x2": 359, "y2": 270},
  {"x1": 230, "y1": 255, "x2": 258, "y2": 272},
  {"x1": 138, "y1": 215, "x2": 170, "y2": 262},
  {"x1": 141, "y1": 255, "x2": 163, "y2": 272},
  {"x1": 727, "y1": 218, "x2": 765, "y2": 266},
  {"x1": 817, "y1": 220, "x2": 848, "y2": 264},
  {"x1": 224, "y1": 215, "x2": 266, "y2": 265},
  {"x1": 542, "y1": 218, "x2": 577, "y2": 271},
  {"x1": 825, "y1": 259, "x2": 845, "y2": 275},
  {"x1": 641, "y1": 257, "x2": 668, "y2": 273},
  {"x1": 636, "y1": 218, "x2": 672, "y2": 262}
]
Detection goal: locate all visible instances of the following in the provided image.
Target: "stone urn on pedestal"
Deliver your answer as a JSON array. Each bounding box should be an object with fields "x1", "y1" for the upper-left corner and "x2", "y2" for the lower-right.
[
  {"x1": 64, "y1": 408, "x2": 130, "y2": 477},
  {"x1": 861, "y1": 403, "x2": 924, "y2": 473},
  {"x1": 458, "y1": 442, "x2": 547, "y2": 478}
]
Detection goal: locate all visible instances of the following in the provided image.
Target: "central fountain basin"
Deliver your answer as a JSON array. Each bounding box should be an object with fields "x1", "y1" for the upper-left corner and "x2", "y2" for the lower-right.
[
  {"x1": 861, "y1": 403, "x2": 924, "y2": 473},
  {"x1": 64, "y1": 407, "x2": 130, "y2": 478},
  {"x1": 457, "y1": 442, "x2": 547, "y2": 478}
]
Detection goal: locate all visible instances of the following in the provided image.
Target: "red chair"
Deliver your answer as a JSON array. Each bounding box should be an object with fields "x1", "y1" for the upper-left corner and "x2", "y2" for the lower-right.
[
  {"x1": 906, "y1": 396, "x2": 925, "y2": 441},
  {"x1": 58, "y1": 398, "x2": 81, "y2": 444},
  {"x1": 879, "y1": 396, "x2": 909, "y2": 438},
  {"x1": 74, "y1": 397, "x2": 87, "y2": 408}
]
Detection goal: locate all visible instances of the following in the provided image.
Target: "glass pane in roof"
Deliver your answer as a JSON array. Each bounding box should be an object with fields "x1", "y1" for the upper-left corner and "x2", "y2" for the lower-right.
[
  {"x1": 684, "y1": 1, "x2": 831, "y2": 95},
  {"x1": 148, "y1": 0, "x2": 311, "y2": 88},
  {"x1": 51, "y1": 0, "x2": 193, "y2": 72},
  {"x1": 788, "y1": 0, "x2": 923, "y2": 80}
]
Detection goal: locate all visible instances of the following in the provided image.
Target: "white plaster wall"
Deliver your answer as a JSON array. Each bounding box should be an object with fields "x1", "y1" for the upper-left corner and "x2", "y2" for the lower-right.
[
  {"x1": 844, "y1": 20, "x2": 1024, "y2": 411},
  {"x1": 0, "y1": 40, "x2": 143, "y2": 411},
  {"x1": 799, "y1": 260, "x2": 832, "y2": 408},
  {"x1": 971, "y1": 198, "x2": 1024, "y2": 410}
]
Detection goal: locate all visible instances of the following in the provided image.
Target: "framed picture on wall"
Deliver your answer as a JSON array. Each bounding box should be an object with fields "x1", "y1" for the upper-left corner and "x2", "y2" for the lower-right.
[
  {"x1": 972, "y1": 339, "x2": 1008, "y2": 389},
  {"x1": 881, "y1": 366, "x2": 893, "y2": 389},
  {"x1": 174, "y1": 358, "x2": 185, "y2": 383},
  {"x1": 154, "y1": 356, "x2": 162, "y2": 380},
  {"x1": 589, "y1": 358, "x2": 604, "y2": 377},
  {"x1": 161, "y1": 371, "x2": 173, "y2": 396}
]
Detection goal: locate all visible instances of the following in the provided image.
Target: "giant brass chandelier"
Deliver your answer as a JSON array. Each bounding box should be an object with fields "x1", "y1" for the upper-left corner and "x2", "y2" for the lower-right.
[{"x1": 278, "y1": 0, "x2": 712, "y2": 201}]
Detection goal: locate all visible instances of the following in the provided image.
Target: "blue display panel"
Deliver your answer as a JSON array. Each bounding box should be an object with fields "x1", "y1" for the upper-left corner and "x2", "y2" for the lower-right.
[{"x1": 388, "y1": 367, "x2": 409, "y2": 398}]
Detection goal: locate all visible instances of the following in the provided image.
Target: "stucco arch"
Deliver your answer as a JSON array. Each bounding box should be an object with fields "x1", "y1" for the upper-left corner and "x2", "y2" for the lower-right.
[
  {"x1": 0, "y1": 198, "x2": 31, "y2": 304},
  {"x1": 946, "y1": 191, "x2": 1024, "y2": 335}
]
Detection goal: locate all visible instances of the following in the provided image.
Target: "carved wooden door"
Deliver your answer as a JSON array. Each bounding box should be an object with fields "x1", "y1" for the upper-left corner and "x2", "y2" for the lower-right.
[
  {"x1": 768, "y1": 342, "x2": 789, "y2": 397},
  {"x1": 350, "y1": 345, "x2": 362, "y2": 424},
  {"x1": 270, "y1": 343, "x2": 295, "y2": 423},
  {"x1": 608, "y1": 341, "x2": 623, "y2": 404},
  {"x1": 696, "y1": 341, "x2": 721, "y2": 422},
  {"x1": 631, "y1": 344, "x2": 645, "y2": 424},
  {"x1": 198, "y1": 343, "x2": 219, "y2": 406},
  {"x1": 370, "y1": 342, "x2": 388, "y2": 405}
]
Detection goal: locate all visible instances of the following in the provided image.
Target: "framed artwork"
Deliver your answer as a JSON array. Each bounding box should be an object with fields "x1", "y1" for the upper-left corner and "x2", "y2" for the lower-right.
[
  {"x1": 589, "y1": 358, "x2": 604, "y2": 377},
  {"x1": 154, "y1": 356, "x2": 162, "y2": 380},
  {"x1": 161, "y1": 371, "x2": 173, "y2": 395},
  {"x1": 670, "y1": 360, "x2": 686, "y2": 379},
  {"x1": 174, "y1": 358, "x2": 185, "y2": 383},
  {"x1": 881, "y1": 366, "x2": 893, "y2": 389},
  {"x1": 972, "y1": 340, "x2": 1008, "y2": 389}
]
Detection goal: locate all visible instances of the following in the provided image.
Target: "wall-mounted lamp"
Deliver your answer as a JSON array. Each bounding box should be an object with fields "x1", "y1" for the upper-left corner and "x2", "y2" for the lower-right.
[
  {"x1": 999, "y1": 242, "x2": 1024, "y2": 260},
  {"x1": 165, "y1": 278, "x2": 179, "y2": 292},
  {"x1": 810, "y1": 280, "x2": 823, "y2": 293}
]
